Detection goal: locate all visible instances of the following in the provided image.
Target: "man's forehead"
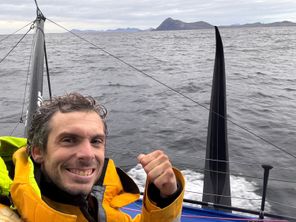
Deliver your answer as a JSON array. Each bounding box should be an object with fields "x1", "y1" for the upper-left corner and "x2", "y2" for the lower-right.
[
  {"x1": 48, "y1": 111, "x2": 105, "y2": 134},
  {"x1": 50, "y1": 111, "x2": 102, "y2": 121}
]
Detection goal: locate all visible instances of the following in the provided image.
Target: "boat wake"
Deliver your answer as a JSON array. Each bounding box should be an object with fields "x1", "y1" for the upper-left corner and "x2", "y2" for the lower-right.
[{"x1": 128, "y1": 164, "x2": 270, "y2": 212}]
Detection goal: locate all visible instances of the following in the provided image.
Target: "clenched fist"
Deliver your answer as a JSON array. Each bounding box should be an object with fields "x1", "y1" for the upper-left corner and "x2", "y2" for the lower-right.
[
  {"x1": 0, "y1": 205, "x2": 23, "y2": 222},
  {"x1": 137, "y1": 150, "x2": 177, "y2": 197}
]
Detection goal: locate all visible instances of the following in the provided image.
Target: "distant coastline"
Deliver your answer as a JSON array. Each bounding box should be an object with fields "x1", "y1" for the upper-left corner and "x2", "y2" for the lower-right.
[{"x1": 71, "y1": 17, "x2": 296, "y2": 33}]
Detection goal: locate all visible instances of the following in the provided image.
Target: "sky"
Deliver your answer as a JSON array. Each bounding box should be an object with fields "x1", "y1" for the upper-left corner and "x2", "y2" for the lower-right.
[{"x1": 0, "y1": 0, "x2": 296, "y2": 34}]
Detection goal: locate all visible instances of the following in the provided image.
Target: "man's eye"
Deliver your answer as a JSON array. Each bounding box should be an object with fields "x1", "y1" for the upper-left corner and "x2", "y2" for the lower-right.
[
  {"x1": 92, "y1": 138, "x2": 104, "y2": 146},
  {"x1": 61, "y1": 137, "x2": 76, "y2": 144}
]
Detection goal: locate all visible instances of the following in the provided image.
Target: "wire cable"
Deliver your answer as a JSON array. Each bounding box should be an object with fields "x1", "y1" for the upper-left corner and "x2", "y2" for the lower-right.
[
  {"x1": 9, "y1": 121, "x2": 21, "y2": 136},
  {"x1": 0, "y1": 24, "x2": 35, "y2": 64},
  {"x1": 185, "y1": 189, "x2": 262, "y2": 202},
  {"x1": 0, "y1": 21, "x2": 34, "y2": 43},
  {"x1": 45, "y1": 18, "x2": 296, "y2": 160},
  {"x1": 268, "y1": 199, "x2": 296, "y2": 210},
  {"x1": 44, "y1": 39, "x2": 52, "y2": 100},
  {"x1": 182, "y1": 156, "x2": 296, "y2": 171},
  {"x1": 110, "y1": 148, "x2": 296, "y2": 172},
  {"x1": 192, "y1": 166, "x2": 296, "y2": 184}
]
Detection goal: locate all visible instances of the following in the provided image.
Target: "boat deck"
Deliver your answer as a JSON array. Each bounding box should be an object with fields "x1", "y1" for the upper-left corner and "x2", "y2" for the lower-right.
[{"x1": 121, "y1": 199, "x2": 259, "y2": 222}]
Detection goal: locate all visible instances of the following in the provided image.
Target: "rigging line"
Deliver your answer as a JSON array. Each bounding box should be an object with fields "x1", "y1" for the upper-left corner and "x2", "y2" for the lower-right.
[
  {"x1": 268, "y1": 199, "x2": 296, "y2": 210},
  {"x1": 226, "y1": 121, "x2": 296, "y2": 160},
  {"x1": 191, "y1": 166, "x2": 296, "y2": 184},
  {"x1": 0, "y1": 121, "x2": 23, "y2": 124},
  {"x1": 44, "y1": 39, "x2": 52, "y2": 100},
  {"x1": 112, "y1": 148, "x2": 296, "y2": 171},
  {"x1": 0, "y1": 21, "x2": 34, "y2": 43},
  {"x1": 182, "y1": 201, "x2": 294, "y2": 221},
  {"x1": 19, "y1": 29, "x2": 36, "y2": 126},
  {"x1": 9, "y1": 121, "x2": 21, "y2": 136},
  {"x1": 185, "y1": 190, "x2": 262, "y2": 201},
  {"x1": 46, "y1": 18, "x2": 296, "y2": 160},
  {"x1": 125, "y1": 160, "x2": 296, "y2": 184},
  {"x1": 0, "y1": 113, "x2": 26, "y2": 123},
  {"x1": 139, "y1": 192, "x2": 293, "y2": 221},
  {"x1": 186, "y1": 191, "x2": 296, "y2": 214},
  {"x1": 0, "y1": 24, "x2": 35, "y2": 64},
  {"x1": 184, "y1": 156, "x2": 296, "y2": 171},
  {"x1": 115, "y1": 150, "x2": 294, "y2": 174}
]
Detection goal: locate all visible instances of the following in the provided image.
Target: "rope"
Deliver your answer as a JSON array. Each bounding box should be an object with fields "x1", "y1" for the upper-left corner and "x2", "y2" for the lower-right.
[
  {"x1": 120, "y1": 153, "x2": 296, "y2": 172},
  {"x1": 111, "y1": 147, "x2": 296, "y2": 173},
  {"x1": 0, "y1": 21, "x2": 34, "y2": 43},
  {"x1": 268, "y1": 199, "x2": 296, "y2": 210},
  {"x1": 121, "y1": 159, "x2": 296, "y2": 184},
  {"x1": 184, "y1": 190, "x2": 296, "y2": 211},
  {"x1": 192, "y1": 157, "x2": 296, "y2": 171},
  {"x1": 176, "y1": 155, "x2": 296, "y2": 172},
  {"x1": 130, "y1": 170, "x2": 294, "y2": 207},
  {"x1": 45, "y1": 18, "x2": 296, "y2": 161},
  {"x1": 192, "y1": 166, "x2": 296, "y2": 184},
  {"x1": 13, "y1": 26, "x2": 37, "y2": 136},
  {"x1": 44, "y1": 39, "x2": 52, "y2": 100},
  {"x1": 185, "y1": 190, "x2": 262, "y2": 201},
  {"x1": 9, "y1": 121, "x2": 21, "y2": 136},
  {"x1": 0, "y1": 22, "x2": 35, "y2": 135},
  {"x1": 0, "y1": 23, "x2": 35, "y2": 64}
]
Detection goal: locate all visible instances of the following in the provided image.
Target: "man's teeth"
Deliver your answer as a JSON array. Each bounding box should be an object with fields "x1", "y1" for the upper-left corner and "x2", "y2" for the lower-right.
[{"x1": 69, "y1": 169, "x2": 93, "y2": 176}]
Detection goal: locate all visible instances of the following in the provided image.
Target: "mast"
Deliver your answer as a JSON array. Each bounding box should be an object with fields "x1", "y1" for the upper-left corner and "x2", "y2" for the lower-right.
[
  {"x1": 202, "y1": 26, "x2": 232, "y2": 210},
  {"x1": 24, "y1": 8, "x2": 45, "y2": 137}
]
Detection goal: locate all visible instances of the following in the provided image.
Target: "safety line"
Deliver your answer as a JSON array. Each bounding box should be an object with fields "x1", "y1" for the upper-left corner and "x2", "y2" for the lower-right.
[
  {"x1": 0, "y1": 21, "x2": 34, "y2": 43},
  {"x1": 45, "y1": 18, "x2": 296, "y2": 160},
  {"x1": 0, "y1": 24, "x2": 35, "y2": 64}
]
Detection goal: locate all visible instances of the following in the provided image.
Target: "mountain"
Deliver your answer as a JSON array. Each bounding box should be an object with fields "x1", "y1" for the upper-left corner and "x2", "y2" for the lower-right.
[
  {"x1": 155, "y1": 17, "x2": 213, "y2": 30},
  {"x1": 71, "y1": 29, "x2": 99, "y2": 33},
  {"x1": 155, "y1": 18, "x2": 296, "y2": 31},
  {"x1": 224, "y1": 20, "x2": 296, "y2": 28},
  {"x1": 105, "y1": 28, "x2": 142, "y2": 32},
  {"x1": 70, "y1": 28, "x2": 143, "y2": 33},
  {"x1": 70, "y1": 19, "x2": 296, "y2": 33}
]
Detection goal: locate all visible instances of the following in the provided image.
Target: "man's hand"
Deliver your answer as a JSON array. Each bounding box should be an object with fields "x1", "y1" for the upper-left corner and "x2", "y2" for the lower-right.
[
  {"x1": 137, "y1": 150, "x2": 177, "y2": 197},
  {"x1": 0, "y1": 205, "x2": 23, "y2": 222}
]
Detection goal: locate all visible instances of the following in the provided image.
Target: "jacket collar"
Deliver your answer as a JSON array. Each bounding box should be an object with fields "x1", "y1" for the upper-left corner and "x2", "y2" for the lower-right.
[{"x1": 35, "y1": 164, "x2": 88, "y2": 207}]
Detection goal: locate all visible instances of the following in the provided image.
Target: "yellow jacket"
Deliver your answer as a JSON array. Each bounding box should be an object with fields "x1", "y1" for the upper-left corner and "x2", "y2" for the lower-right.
[{"x1": 0, "y1": 136, "x2": 184, "y2": 222}]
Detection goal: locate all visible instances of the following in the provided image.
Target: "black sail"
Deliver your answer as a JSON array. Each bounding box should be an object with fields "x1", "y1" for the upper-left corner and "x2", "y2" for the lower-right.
[{"x1": 202, "y1": 26, "x2": 231, "y2": 210}]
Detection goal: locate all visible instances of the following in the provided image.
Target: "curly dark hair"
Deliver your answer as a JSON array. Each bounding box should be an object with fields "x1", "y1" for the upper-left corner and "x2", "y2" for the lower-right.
[{"x1": 27, "y1": 92, "x2": 108, "y2": 153}]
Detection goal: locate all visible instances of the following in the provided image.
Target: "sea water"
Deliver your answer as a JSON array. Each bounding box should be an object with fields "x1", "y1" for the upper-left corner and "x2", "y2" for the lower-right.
[{"x1": 0, "y1": 26, "x2": 295, "y2": 218}]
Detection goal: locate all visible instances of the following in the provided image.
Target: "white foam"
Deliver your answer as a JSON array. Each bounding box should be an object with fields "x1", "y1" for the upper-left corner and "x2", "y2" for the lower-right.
[{"x1": 127, "y1": 165, "x2": 270, "y2": 212}]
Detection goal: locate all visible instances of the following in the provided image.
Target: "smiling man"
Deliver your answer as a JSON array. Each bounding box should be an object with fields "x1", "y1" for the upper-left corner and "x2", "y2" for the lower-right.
[
  {"x1": 0, "y1": 92, "x2": 184, "y2": 222},
  {"x1": 32, "y1": 111, "x2": 106, "y2": 196}
]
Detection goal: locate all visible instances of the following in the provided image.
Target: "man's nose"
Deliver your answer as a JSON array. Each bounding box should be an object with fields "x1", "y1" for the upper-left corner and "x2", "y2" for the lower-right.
[{"x1": 77, "y1": 141, "x2": 95, "y2": 160}]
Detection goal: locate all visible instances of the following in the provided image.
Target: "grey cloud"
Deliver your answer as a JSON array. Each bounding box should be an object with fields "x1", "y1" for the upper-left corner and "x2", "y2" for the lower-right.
[{"x1": 0, "y1": 0, "x2": 296, "y2": 33}]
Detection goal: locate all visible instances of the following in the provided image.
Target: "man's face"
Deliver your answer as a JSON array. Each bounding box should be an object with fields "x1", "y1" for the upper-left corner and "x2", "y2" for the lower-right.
[{"x1": 33, "y1": 111, "x2": 105, "y2": 195}]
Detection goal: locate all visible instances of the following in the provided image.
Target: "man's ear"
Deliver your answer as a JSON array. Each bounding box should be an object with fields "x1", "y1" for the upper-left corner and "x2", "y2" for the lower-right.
[{"x1": 31, "y1": 146, "x2": 44, "y2": 163}]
